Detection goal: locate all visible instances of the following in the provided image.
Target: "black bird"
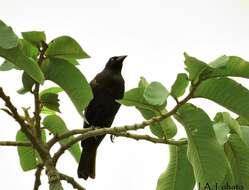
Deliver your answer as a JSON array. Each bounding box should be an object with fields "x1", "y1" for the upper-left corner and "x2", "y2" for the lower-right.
[{"x1": 77, "y1": 55, "x2": 126, "y2": 180}]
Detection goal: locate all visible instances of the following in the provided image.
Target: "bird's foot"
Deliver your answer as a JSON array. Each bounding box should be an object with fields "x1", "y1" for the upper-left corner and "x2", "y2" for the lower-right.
[{"x1": 110, "y1": 134, "x2": 116, "y2": 143}]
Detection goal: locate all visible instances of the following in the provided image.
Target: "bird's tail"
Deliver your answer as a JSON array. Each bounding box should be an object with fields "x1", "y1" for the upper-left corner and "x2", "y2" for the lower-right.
[{"x1": 77, "y1": 146, "x2": 97, "y2": 180}]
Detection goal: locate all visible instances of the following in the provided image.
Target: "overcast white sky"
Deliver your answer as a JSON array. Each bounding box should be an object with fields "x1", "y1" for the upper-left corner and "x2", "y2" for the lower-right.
[{"x1": 1, "y1": 0, "x2": 249, "y2": 190}]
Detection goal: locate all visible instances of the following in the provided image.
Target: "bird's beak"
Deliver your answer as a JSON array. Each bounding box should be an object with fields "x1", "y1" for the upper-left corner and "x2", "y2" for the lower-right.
[{"x1": 117, "y1": 55, "x2": 127, "y2": 62}]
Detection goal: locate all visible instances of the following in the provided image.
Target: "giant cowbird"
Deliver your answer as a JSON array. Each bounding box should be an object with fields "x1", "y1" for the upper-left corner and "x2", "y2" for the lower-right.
[{"x1": 77, "y1": 55, "x2": 126, "y2": 180}]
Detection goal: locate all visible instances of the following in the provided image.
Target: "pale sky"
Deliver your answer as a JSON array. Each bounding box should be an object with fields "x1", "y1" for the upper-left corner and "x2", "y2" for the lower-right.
[{"x1": 0, "y1": 0, "x2": 249, "y2": 190}]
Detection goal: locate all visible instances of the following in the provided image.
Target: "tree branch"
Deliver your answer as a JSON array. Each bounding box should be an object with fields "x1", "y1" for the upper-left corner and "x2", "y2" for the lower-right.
[
  {"x1": 33, "y1": 164, "x2": 43, "y2": 190},
  {"x1": 111, "y1": 132, "x2": 187, "y2": 145},
  {"x1": 59, "y1": 173, "x2": 86, "y2": 190},
  {"x1": 0, "y1": 141, "x2": 31, "y2": 147},
  {"x1": 0, "y1": 87, "x2": 48, "y2": 159},
  {"x1": 33, "y1": 41, "x2": 48, "y2": 140},
  {"x1": 52, "y1": 81, "x2": 200, "y2": 164},
  {"x1": 47, "y1": 128, "x2": 95, "y2": 148}
]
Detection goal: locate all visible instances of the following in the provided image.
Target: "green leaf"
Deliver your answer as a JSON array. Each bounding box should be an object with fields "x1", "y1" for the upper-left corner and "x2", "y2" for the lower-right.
[
  {"x1": 41, "y1": 58, "x2": 93, "y2": 116},
  {"x1": 138, "y1": 108, "x2": 177, "y2": 138},
  {"x1": 214, "y1": 112, "x2": 241, "y2": 136},
  {"x1": 143, "y1": 82, "x2": 169, "y2": 106},
  {"x1": 22, "y1": 72, "x2": 35, "y2": 93},
  {"x1": 40, "y1": 87, "x2": 63, "y2": 96},
  {"x1": 138, "y1": 108, "x2": 164, "y2": 137},
  {"x1": 55, "y1": 56, "x2": 79, "y2": 65},
  {"x1": 21, "y1": 31, "x2": 46, "y2": 47},
  {"x1": 0, "y1": 60, "x2": 20, "y2": 71},
  {"x1": 16, "y1": 130, "x2": 37, "y2": 171},
  {"x1": 240, "y1": 125, "x2": 249, "y2": 147},
  {"x1": 39, "y1": 87, "x2": 63, "y2": 113},
  {"x1": 177, "y1": 104, "x2": 227, "y2": 187},
  {"x1": 41, "y1": 107, "x2": 57, "y2": 115},
  {"x1": 46, "y1": 36, "x2": 90, "y2": 59},
  {"x1": 117, "y1": 88, "x2": 160, "y2": 112},
  {"x1": 184, "y1": 53, "x2": 212, "y2": 82},
  {"x1": 0, "y1": 40, "x2": 37, "y2": 72},
  {"x1": 171, "y1": 73, "x2": 189, "y2": 98},
  {"x1": 118, "y1": 87, "x2": 176, "y2": 138},
  {"x1": 0, "y1": 20, "x2": 18, "y2": 49},
  {"x1": 41, "y1": 93, "x2": 60, "y2": 112},
  {"x1": 17, "y1": 87, "x2": 28, "y2": 94},
  {"x1": 0, "y1": 44, "x2": 44, "y2": 83},
  {"x1": 207, "y1": 56, "x2": 249, "y2": 79},
  {"x1": 19, "y1": 39, "x2": 39, "y2": 58},
  {"x1": 213, "y1": 122, "x2": 230, "y2": 145},
  {"x1": 236, "y1": 116, "x2": 249, "y2": 126},
  {"x1": 156, "y1": 144, "x2": 195, "y2": 190},
  {"x1": 194, "y1": 77, "x2": 249, "y2": 121},
  {"x1": 225, "y1": 134, "x2": 249, "y2": 186},
  {"x1": 208, "y1": 55, "x2": 229, "y2": 69},
  {"x1": 138, "y1": 76, "x2": 149, "y2": 89},
  {"x1": 43, "y1": 115, "x2": 81, "y2": 162}
]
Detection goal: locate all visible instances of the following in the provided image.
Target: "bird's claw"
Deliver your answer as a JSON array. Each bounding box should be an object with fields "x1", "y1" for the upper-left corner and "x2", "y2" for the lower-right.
[{"x1": 110, "y1": 134, "x2": 116, "y2": 143}]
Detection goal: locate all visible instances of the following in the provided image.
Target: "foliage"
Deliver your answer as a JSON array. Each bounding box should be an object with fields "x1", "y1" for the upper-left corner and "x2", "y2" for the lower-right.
[{"x1": 1, "y1": 19, "x2": 249, "y2": 190}]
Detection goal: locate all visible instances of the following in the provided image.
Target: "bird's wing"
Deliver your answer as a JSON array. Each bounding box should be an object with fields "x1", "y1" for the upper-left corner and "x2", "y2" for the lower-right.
[{"x1": 84, "y1": 85, "x2": 120, "y2": 128}]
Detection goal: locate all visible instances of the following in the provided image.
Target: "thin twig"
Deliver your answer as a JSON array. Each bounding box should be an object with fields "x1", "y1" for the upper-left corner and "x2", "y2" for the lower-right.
[
  {"x1": 59, "y1": 173, "x2": 86, "y2": 190},
  {"x1": 33, "y1": 164, "x2": 44, "y2": 190},
  {"x1": 0, "y1": 141, "x2": 31, "y2": 147},
  {"x1": 111, "y1": 132, "x2": 187, "y2": 145},
  {"x1": 0, "y1": 87, "x2": 48, "y2": 159}
]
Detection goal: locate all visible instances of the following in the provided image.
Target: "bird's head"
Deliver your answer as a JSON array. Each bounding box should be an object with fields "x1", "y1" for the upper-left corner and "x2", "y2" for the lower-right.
[{"x1": 104, "y1": 55, "x2": 127, "y2": 73}]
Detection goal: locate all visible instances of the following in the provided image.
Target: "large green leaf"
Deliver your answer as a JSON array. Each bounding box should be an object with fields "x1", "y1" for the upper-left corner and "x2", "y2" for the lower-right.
[
  {"x1": 177, "y1": 104, "x2": 227, "y2": 187},
  {"x1": 46, "y1": 36, "x2": 89, "y2": 59},
  {"x1": 43, "y1": 115, "x2": 81, "y2": 162},
  {"x1": 225, "y1": 134, "x2": 249, "y2": 187},
  {"x1": 240, "y1": 126, "x2": 249, "y2": 147},
  {"x1": 0, "y1": 39, "x2": 38, "y2": 73},
  {"x1": 16, "y1": 130, "x2": 37, "y2": 171},
  {"x1": 41, "y1": 58, "x2": 93, "y2": 116},
  {"x1": 143, "y1": 82, "x2": 169, "y2": 106},
  {"x1": 156, "y1": 144, "x2": 195, "y2": 190},
  {"x1": 19, "y1": 39, "x2": 39, "y2": 58},
  {"x1": 0, "y1": 44, "x2": 44, "y2": 83},
  {"x1": 21, "y1": 31, "x2": 46, "y2": 47},
  {"x1": 194, "y1": 77, "x2": 249, "y2": 121},
  {"x1": 0, "y1": 20, "x2": 18, "y2": 49},
  {"x1": 170, "y1": 73, "x2": 189, "y2": 98},
  {"x1": 207, "y1": 56, "x2": 249, "y2": 79},
  {"x1": 118, "y1": 87, "x2": 176, "y2": 138},
  {"x1": 184, "y1": 53, "x2": 212, "y2": 82}
]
